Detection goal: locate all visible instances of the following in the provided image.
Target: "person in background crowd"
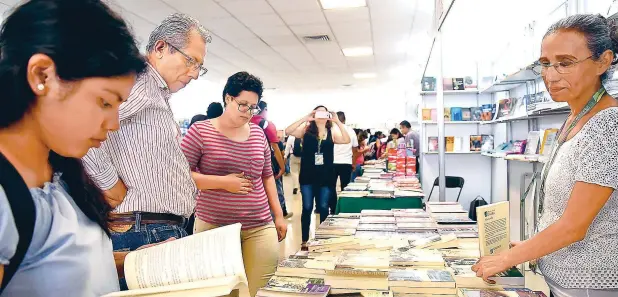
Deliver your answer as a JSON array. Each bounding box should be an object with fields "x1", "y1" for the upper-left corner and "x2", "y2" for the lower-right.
[
  {"x1": 381, "y1": 128, "x2": 404, "y2": 159},
  {"x1": 400, "y1": 120, "x2": 420, "y2": 172},
  {"x1": 82, "y1": 13, "x2": 210, "y2": 267},
  {"x1": 189, "y1": 102, "x2": 223, "y2": 128},
  {"x1": 367, "y1": 129, "x2": 376, "y2": 143},
  {"x1": 0, "y1": 0, "x2": 146, "y2": 295},
  {"x1": 284, "y1": 134, "x2": 302, "y2": 195},
  {"x1": 252, "y1": 100, "x2": 292, "y2": 219},
  {"x1": 473, "y1": 14, "x2": 618, "y2": 297},
  {"x1": 353, "y1": 131, "x2": 370, "y2": 181},
  {"x1": 286, "y1": 106, "x2": 350, "y2": 247},
  {"x1": 181, "y1": 72, "x2": 286, "y2": 297},
  {"x1": 329, "y1": 111, "x2": 359, "y2": 214}
]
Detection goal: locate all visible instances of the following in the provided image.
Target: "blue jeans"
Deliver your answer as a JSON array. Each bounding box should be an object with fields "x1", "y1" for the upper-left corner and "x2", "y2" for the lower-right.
[
  {"x1": 351, "y1": 165, "x2": 363, "y2": 181},
  {"x1": 111, "y1": 219, "x2": 188, "y2": 290},
  {"x1": 300, "y1": 184, "x2": 330, "y2": 242},
  {"x1": 285, "y1": 158, "x2": 291, "y2": 174}
]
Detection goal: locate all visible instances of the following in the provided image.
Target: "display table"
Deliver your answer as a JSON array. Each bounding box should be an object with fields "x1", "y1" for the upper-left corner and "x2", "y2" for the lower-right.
[{"x1": 335, "y1": 196, "x2": 423, "y2": 214}]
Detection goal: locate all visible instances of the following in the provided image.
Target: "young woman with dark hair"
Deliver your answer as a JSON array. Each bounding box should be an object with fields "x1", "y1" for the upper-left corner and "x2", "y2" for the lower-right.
[
  {"x1": 0, "y1": 0, "x2": 146, "y2": 295},
  {"x1": 285, "y1": 106, "x2": 351, "y2": 246},
  {"x1": 181, "y1": 71, "x2": 287, "y2": 297}
]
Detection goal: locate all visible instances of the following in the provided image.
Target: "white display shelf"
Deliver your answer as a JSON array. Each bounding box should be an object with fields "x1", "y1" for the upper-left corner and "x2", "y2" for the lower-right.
[
  {"x1": 479, "y1": 63, "x2": 540, "y2": 94},
  {"x1": 424, "y1": 151, "x2": 482, "y2": 155},
  {"x1": 422, "y1": 121, "x2": 483, "y2": 124},
  {"x1": 420, "y1": 89, "x2": 479, "y2": 95},
  {"x1": 481, "y1": 152, "x2": 548, "y2": 163}
]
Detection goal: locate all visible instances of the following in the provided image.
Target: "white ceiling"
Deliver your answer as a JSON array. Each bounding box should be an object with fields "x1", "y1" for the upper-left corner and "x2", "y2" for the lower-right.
[{"x1": 0, "y1": 0, "x2": 434, "y2": 91}]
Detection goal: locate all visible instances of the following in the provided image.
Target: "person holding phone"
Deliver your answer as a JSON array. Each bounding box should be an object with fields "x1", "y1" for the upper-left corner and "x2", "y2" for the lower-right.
[
  {"x1": 181, "y1": 72, "x2": 287, "y2": 297},
  {"x1": 285, "y1": 106, "x2": 351, "y2": 246}
]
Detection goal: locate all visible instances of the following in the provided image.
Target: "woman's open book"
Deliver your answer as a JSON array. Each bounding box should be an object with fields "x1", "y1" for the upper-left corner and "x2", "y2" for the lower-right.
[{"x1": 104, "y1": 223, "x2": 248, "y2": 297}]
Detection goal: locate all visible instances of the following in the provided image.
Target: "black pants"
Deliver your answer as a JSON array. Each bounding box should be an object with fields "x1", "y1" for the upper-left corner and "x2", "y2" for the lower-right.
[{"x1": 329, "y1": 164, "x2": 353, "y2": 214}]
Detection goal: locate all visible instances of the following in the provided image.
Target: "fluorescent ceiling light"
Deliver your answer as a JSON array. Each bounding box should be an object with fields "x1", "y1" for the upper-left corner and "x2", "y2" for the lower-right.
[
  {"x1": 342, "y1": 46, "x2": 373, "y2": 57},
  {"x1": 353, "y1": 72, "x2": 376, "y2": 79},
  {"x1": 320, "y1": 0, "x2": 366, "y2": 10}
]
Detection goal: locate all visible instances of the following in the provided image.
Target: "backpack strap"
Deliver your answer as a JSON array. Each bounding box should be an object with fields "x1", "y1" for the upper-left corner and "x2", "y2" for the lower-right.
[
  {"x1": 258, "y1": 119, "x2": 272, "y2": 145},
  {"x1": 0, "y1": 153, "x2": 36, "y2": 293}
]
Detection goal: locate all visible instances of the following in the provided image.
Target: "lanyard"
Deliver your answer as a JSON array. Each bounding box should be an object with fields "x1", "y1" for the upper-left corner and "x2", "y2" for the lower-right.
[
  {"x1": 317, "y1": 137, "x2": 322, "y2": 154},
  {"x1": 537, "y1": 86, "x2": 606, "y2": 217}
]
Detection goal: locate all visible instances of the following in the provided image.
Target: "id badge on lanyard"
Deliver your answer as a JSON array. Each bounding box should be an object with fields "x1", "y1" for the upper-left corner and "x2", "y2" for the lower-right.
[{"x1": 315, "y1": 138, "x2": 324, "y2": 165}]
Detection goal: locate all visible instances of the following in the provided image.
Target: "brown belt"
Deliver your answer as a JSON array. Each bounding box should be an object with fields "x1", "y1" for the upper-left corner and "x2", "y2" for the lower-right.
[{"x1": 109, "y1": 212, "x2": 185, "y2": 226}]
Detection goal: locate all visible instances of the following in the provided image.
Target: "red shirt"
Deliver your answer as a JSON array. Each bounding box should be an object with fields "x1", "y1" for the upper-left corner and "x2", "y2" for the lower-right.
[
  {"x1": 181, "y1": 120, "x2": 273, "y2": 229},
  {"x1": 251, "y1": 115, "x2": 278, "y2": 143}
]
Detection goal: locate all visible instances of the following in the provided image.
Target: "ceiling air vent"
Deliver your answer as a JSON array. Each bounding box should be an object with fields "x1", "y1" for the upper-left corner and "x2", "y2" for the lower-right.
[{"x1": 302, "y1": 34, "x2": 331, "y2": 43}]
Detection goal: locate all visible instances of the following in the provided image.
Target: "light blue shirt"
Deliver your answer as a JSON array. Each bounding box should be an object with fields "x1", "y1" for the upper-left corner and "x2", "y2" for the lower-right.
[{"x1": 0, "y1": 173, "x2": 119, "y2": 297}]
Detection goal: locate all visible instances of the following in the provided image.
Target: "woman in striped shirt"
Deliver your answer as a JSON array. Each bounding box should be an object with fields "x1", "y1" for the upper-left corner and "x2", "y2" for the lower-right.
[{"x1": 180, "y1": 72, "x2": 286, "y2": 297}]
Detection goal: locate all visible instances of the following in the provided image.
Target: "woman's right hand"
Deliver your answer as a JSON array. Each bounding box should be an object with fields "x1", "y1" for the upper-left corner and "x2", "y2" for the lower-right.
[
  {"x1": 305, "y1": 111, "x2": 316, "y2": 122},
  {"x1": 222, "y1": 173, "x2": 252, "y2": 194}
]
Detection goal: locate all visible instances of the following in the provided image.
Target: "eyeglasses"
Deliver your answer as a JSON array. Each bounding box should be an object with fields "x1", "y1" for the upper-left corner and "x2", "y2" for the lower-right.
[
  {"x1": 531, "y1": 55, "x2": 593, "y2": 75},
  {"x1": 167, "y1": 42, "x2": 208, "y2": 77},
  {"x1": 232, "y1": 97, "x2": 261, "y2": 115}
]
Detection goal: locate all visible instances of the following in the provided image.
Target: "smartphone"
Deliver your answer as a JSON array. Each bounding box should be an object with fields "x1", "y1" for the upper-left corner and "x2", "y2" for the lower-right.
[{"x1": 314, "y1": 111, "x2": 331, "y2": 119}]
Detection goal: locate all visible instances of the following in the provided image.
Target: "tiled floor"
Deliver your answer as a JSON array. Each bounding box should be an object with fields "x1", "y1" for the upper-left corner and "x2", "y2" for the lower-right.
[{"x1": 276, "y1": 174, "x2": 549, "y2": 295}]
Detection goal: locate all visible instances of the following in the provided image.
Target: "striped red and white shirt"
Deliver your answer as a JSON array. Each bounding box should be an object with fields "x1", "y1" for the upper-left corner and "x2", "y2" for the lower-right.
[{"x1": 181, "y1": 120, "x2": 273, "y2": 229}]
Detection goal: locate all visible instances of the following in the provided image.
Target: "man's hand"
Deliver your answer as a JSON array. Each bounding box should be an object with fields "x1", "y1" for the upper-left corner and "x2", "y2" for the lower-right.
[
  {"x1": 275, "y1": 170, "x2": 285, "y2": 180},
  {"x1": 274, "y1": 216, "x2": 288, "y2": 242},
  {"x1": 222, "y1": 173, "x2": 253, "y2": 194}
]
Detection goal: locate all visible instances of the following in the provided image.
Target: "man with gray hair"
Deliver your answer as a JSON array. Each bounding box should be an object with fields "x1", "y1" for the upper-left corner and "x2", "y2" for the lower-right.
[{"x1": 82, "y1": 13, "x2": 213, "y2": 254}]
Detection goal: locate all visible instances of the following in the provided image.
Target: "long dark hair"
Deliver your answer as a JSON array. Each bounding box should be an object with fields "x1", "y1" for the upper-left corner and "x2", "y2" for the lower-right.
[
  {"x1": 306, "y1": 105, "x2": 332, "y2": 138},
  {"x1": 0, "y1": 0, "x2": 146, "y2": 235},
  {"x1": 390, "y1": 128, "x2": 404, "y2": 139}
]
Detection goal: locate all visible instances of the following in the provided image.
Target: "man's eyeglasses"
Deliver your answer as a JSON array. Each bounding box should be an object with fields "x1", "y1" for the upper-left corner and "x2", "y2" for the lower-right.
[
  {"x1": 232, "y1": 97, "x2": 261, "y2": 115},
  {"x1": 531, "y1": 55, "x2": 593, "y2": 75},
  {"x1": 167, "y1": 42, "x2": 208, "y2": 77}
]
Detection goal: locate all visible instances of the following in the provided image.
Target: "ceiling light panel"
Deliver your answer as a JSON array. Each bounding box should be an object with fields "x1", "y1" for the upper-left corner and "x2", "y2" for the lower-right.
[
  {"x1": 342, "y1": 47, "x2": 373, "y2": 57},
  {"x1": 320, "y1": 0, "x2": 367, "y2": 10}
]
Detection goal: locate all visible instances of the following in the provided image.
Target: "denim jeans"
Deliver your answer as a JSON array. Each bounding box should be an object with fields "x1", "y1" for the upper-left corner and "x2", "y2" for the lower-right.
[
  {"x1": 300, "y1": 184, "x2": 330, "y2": 242},
  {"x1": 351, "y1": 165, "x2": 363, "y2": 182},
  {"x1": 285, "y1": 158, "x2": 291, "y2": 174},
  {"x1": 111, "y1": 220, "x2": 188, "y2": 290}
]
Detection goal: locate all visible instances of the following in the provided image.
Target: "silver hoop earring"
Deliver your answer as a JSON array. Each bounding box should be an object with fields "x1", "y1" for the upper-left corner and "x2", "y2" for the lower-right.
[{"x1": 37, "y1": 84, "x2": 44, "y2": 91}]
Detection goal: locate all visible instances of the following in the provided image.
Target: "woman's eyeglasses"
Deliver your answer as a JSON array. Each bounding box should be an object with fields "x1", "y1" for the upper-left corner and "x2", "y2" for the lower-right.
[
  {"x1": 232, "y1": 97, "x2": 261, "y2": 115},
  {"x1": 531, "y1": 55, "x2": 593, "y2": 75},
  {"x1": 167, "y1": 42, "x2": 208, "y2": 77}
]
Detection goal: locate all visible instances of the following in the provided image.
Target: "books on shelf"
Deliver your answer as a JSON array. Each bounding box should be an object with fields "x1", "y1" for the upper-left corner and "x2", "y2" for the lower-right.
[
  {"x1": 103, "y1": 223, "x2": 247, "y2": 297},
  {"x1": 389, "y1": 248, "x2": 445, "y2": 267}
]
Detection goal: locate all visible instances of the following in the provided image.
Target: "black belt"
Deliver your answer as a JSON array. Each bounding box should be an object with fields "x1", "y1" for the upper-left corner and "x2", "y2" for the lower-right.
[{"x1": 109, "y1": 212, "x2": 184, "y2": 225}]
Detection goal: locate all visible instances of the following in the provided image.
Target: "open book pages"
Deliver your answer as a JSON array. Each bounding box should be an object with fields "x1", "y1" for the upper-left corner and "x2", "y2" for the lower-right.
[{"x1": 103, "y1": 223, "x2": 247, "y2": 297}]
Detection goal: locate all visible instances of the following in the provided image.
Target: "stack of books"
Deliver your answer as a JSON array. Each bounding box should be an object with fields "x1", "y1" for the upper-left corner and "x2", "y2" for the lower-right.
[{"x1": 259, "y1": 202, "x2": 534, "y2": 297}]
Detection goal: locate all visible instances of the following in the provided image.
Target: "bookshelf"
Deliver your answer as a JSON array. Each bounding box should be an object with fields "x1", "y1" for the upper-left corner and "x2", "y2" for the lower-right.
[{"x1": 422, "y1": 121, "x2": 483, "y2": 125}]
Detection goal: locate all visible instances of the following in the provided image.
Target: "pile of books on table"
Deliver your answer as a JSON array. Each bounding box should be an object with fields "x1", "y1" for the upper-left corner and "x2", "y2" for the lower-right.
[
  {"x1": 340, "y1": 176, "x2": 423, "y2": 199},
  {"x1": 259, "y1": 203, "x2": 538, "y2": 297}
]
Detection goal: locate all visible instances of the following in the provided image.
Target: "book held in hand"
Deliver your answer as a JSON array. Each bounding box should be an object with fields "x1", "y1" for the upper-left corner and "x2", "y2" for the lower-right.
[{"x1": 103, "y1": 223, "x2": 247, "y2": 297}]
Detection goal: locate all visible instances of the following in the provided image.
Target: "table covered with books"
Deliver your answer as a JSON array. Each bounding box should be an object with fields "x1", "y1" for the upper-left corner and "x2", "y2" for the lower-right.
[
  {"x1": 335, "y1": 162, "x2": 424, "y2": 214},
  {"x1": 257, "y1": 202, "x2": 544, "y2": 297}
]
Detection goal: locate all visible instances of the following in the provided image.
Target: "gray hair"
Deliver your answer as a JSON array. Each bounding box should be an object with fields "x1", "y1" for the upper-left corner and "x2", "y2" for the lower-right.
[
  {"x1": 545, "y1": 14, "x2": 618, "y2": 80},
  {"x1": 146, "y1": 13, "x2": 211, "y2": 54}
]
